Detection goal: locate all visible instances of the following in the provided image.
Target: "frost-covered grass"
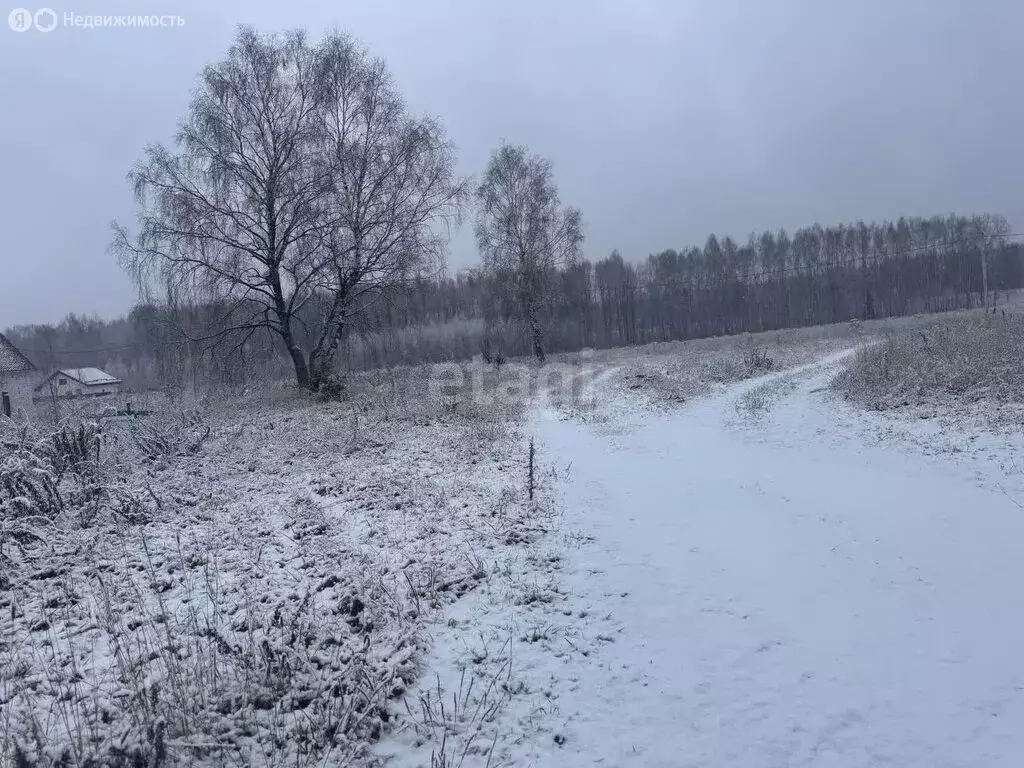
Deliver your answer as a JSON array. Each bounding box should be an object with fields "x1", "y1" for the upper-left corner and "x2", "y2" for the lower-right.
[
  {"x1": 834, "y1": 311, "x2": 1024, "y2": 415},
  {"x1": 0, "y1": 364, "x2": 554, "y2": 767},
  {"x1": 558, "y1": 321, "x2": 868, "y2": 409},
  {"x1": 734, "y1": 376, "x2": 799, "y2": 420},
  {"x1": 555, "y1": 310, "x2": 1015, "y2": 412}
]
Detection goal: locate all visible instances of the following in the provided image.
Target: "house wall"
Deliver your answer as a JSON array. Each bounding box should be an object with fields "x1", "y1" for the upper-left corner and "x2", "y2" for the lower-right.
[
  {"x1": 39, "y1": 377, "x2": 121, "y2": 399},
  {"x1": 0, "y1": 372, "x2": 40, "y2": 419},
  {"x1": 84, "y1": 382, "x2": 120, "y2": 397},
  {"x1": 54, "y1": 377, "x2": 82, "y2": 398},
  {"x1": 35, "y1": 376, "x2": 75, "y2": 399}
]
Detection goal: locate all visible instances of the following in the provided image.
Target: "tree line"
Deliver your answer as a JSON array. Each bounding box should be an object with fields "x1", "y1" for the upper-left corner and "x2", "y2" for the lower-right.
[
  {"x1": 9, "y1": 212, "x2": 1021, "y2": 387},
  {"x1": 334, "y1": 212, "x2": 1024, "y2": 365}
]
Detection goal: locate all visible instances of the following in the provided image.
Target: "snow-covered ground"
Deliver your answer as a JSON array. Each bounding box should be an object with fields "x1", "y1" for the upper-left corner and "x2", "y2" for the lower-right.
[
  {"x1": 7, "y1": 340, "x2": 1024, "y2": 766},
  {"x1": 526, "y1": 350, "x2": 1024, "y2": 767},
  {"x1": 386, "y1": 348, "x2": 1024, "y2": 767}
]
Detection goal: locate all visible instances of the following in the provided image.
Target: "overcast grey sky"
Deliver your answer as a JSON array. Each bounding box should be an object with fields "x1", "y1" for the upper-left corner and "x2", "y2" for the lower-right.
[{"x1": 2, "y1": 0, "x2": 1023, "y2": 328}]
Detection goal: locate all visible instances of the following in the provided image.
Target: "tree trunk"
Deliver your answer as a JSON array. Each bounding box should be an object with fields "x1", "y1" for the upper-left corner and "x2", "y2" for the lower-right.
[
  {"x1": 528, "y1": 309, "x2": 545, "y2": 363},
  {"x1": 309, "y1": 321, "x2": 345, "y2": 389},
  {"x1": 520, "y1": 274, "x2": 546, "y2": 363},
  {"x1": 269, "y1": 262, "x2": 312, "y2": 390},
  {"x1": 288, "y1": 345, "x2": 312, "y2": 389},
  {"x1": 531, "y1": 332, "x2": 545, "y2": 363}
]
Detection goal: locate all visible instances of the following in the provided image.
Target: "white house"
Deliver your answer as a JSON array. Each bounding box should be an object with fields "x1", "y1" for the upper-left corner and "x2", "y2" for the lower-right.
[
  {"x1": 0, "y1": 333, "x2": 38, "y2": 418},
  {"x1": 35, "y1": 368, "x2": 122, "y2": 399}
]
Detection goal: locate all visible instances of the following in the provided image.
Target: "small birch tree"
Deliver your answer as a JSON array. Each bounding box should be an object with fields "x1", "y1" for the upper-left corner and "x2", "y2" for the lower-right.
[{"x1": 475, "y1": 143, "x2": 584, "y2": 362}]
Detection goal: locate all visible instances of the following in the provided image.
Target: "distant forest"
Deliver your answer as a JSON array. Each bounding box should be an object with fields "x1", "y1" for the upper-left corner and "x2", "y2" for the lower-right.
[{"x1": 7, "y1": 213, "x2": 1022, "y2": 391}]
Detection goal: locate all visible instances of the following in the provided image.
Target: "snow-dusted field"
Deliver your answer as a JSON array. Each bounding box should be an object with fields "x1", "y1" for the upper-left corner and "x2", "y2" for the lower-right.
[
  {"x1": 1, "y1": 372, "x2": 556, "y2": 766},
  {"x1": 5, "y1": 326, "x2": 1024, "y2": 766}
]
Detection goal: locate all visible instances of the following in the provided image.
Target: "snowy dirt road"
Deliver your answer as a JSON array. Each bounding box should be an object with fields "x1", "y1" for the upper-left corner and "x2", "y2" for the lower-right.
[{"x1": 529, "y1": 352, "x2": 1024, "y2": 768}]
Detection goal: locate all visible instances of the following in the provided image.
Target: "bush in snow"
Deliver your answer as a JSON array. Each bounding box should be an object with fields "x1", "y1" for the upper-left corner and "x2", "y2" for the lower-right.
[
  {"x1": 0, "y1": 446, "x2": 61, "y2": 574},
  {"x1": 743, "y1": 346, "x2": 775, "y2": 373},
  {"x1": 127, "y1": 411, "x2": 211, "y2": 461},
  {"x1": 0, "y1": 420, "x2": 150, "y2": 575}
]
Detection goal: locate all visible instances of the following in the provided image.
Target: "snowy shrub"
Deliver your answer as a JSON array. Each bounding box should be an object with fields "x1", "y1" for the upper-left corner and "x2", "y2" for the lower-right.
[
  {"x1": 403, "y1": 663, "x2": 513, "y2": 768},
  {"x1": 128, "y1": 411, "x2": 211, "y2": 460},
  {"x1": 315, "y1": 374, "x2": 347, "y2": 401},
  {"x1": 743, "y1": 346, "x2": 775, "y2": 373},
  {"x1": 45, "y1": 422, "x2": 102, "y2": 478},
  {"x1": 0, "y1": 419, "x2": 151, "y2": 575},
  {"x1": 737, "y1": 386, "x2": 769, "y2": 417},
  {"x1": 0, "y1": 431, "x2": 75, "y2": 571},
  {"x1": 15, "y1": 565, "x2": 400, "y2": 766},
  {"x1": 735, "y1": 377, "x2": 797, "y2": 421},
  {"x1": 0, "y1": 447, "x2": 63, "y2": 520}
]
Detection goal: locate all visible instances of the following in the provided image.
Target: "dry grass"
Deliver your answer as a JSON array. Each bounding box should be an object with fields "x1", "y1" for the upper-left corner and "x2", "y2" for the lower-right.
[
  {"x1": 563, "y1": 321, "x2": 868, "y2": 409},
  {"x1": 833, "y1": 311, "x2": 1024, "y2": 411},
  {"x1": 554, "y1": 309, "x2": 1021, "y2": 412},
  {"x1": 734, "y1": 377, "x2": 799, "y2": 420}
]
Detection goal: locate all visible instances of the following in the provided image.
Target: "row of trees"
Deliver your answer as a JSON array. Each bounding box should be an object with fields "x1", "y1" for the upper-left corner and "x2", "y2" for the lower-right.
[
  {"x1": 340, "y1": 213, "x2": 1024, "y2": 365},
  {"x1": 542, "y1": 213, "x2": 1020, "y2": 350},
  {"x1": 10, "y1": 213, "x2": 1021, "y2": 386}
]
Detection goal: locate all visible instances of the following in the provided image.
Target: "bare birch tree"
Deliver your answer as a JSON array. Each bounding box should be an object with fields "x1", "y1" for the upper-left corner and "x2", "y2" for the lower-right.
[
  {"x1": 114, "y1": 26, "x2": 467, "y2": 390},
  {"x1": 306, "y1": 34, "x2": 468, "y2": 385},
  {"x1": 475, "y1": 142, "x2": 584, "y2": 362}
]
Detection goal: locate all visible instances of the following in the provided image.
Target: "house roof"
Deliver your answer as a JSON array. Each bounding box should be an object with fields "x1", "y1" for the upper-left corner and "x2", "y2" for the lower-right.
[
  {"x1": 60, "y1": 368, "x2": 122, "y2": 386},
  {"x1": 0, "y1": 333, "x2": 35, "y2": 374},
  {"x1": 36, "y1": 368, "x2": 122, "y2": 390}
]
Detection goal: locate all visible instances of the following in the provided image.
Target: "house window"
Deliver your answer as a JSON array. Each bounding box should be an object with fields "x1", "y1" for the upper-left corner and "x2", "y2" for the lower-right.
[{"x1": 58, "y1": 378, "x2": 67, "y2": 385}]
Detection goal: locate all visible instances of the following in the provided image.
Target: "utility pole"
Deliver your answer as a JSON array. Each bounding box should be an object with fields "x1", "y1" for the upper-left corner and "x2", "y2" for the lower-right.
[
  {"x1": 978, "y1": 214, "x2": 1010, "y2": 312},
  {"x1": 981, "y1": 237, "x2": 990, "y2": 311}
]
